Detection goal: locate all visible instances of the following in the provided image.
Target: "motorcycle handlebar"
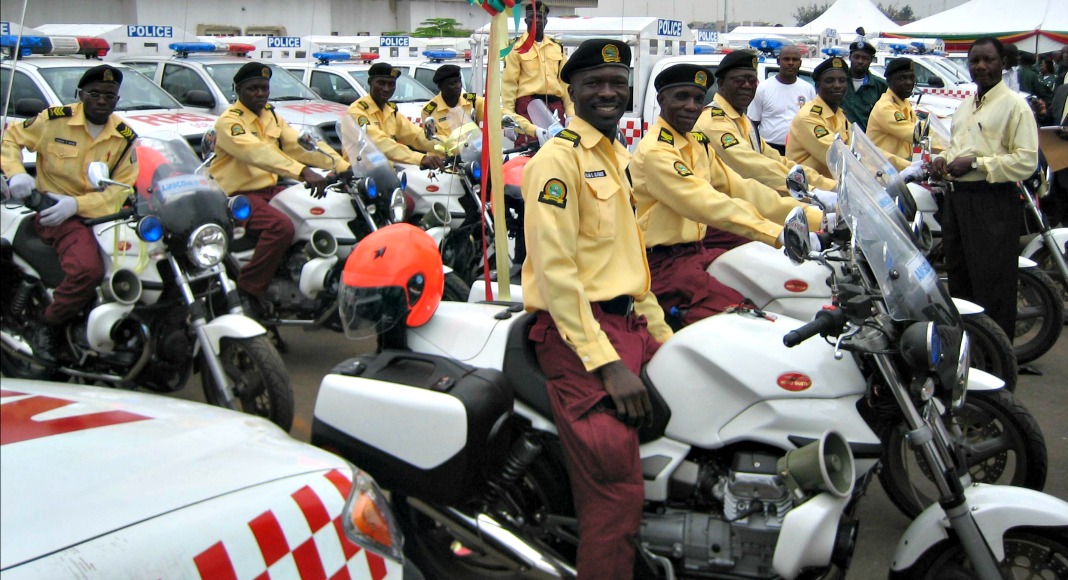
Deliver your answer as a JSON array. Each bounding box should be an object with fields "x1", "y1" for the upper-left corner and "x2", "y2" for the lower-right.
[
  {"x1": 783, "y1": 307, "x2": 847, "y2": 347},
  {"x1": 84, "y1": 207, "x2": 135, "y2": 227}
]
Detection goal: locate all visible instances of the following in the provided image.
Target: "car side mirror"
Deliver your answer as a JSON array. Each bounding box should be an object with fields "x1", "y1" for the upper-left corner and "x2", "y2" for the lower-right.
[
  {"x1": 184, "y1": 89, "x2": 215, "y2": 108},
  {"x1": 927, "y1": 76, "x2": 944, "y2": 88},
  {"x1": 783, "y1": 206, "x2": 811, "y2": 265},
  {"x1": 14, "y1": 98, "x2": 46, "y2": 117}
]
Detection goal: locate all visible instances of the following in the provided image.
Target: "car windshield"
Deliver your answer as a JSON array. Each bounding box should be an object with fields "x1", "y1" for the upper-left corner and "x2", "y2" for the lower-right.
[
  {"x1": 37, "y1": 66, "x2": 183, "y2": 111},
  {"x1": 349, "y1": 71, "x2": 435, "y2": 103},
  {"x1": 203, "y1": 63, "x2": 319, "y2": 103}
]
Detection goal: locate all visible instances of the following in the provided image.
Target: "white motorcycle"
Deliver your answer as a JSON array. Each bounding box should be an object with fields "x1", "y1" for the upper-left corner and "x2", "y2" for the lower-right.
[
  {"x1": 0, "y1": 133, "x2": 294, "y2": 430},
  {"x1": 309, "y1": 138, "x2": 1066, "y2": 578}
]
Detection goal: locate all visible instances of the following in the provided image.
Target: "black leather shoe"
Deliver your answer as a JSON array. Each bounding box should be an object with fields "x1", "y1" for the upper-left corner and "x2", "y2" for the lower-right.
[
  {"x1": 32, "y1": 325, "x2": 64, "y2": 366},
  {"x1": 238, "y1": 290, "x2": 267, "y2": 321}
]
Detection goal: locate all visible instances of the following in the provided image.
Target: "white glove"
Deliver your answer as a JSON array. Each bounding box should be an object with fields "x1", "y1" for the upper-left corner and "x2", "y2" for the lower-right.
[
  {"x1": 536, "y1": 127, "x2": 551, "y2": 146},
  {"x1": 809, "y1": 188, "x2": 838, "y2": 210},
  {"x1": 6, "y1": 173, "x2": 34, "y2": 201},
  {"x1": 824, "y1": 212, "x2": 838, "y2": 231},
  {"x1": 38, "y1": 193, "x2": 78, "y2": 227},
  {"x1": 503, "y1": 127, "x2": 517, "y2": 142},
  {"x1": 809, "y1": 232, "x2": 823, "y2": 252},
  {"x1": 900, "y1": 159, "x2": 925, "y2": 183}
]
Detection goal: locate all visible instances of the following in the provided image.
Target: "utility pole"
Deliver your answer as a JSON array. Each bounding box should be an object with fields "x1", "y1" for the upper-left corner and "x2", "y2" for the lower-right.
[{"x1": 722, "y1": 0, "x2": 728, "y2": 33}]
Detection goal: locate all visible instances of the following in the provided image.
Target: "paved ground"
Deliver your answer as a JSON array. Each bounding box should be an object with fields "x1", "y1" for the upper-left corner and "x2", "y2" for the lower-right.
[{"x1": 185, "y1": 321, "x2": 1067, "y2": 578}]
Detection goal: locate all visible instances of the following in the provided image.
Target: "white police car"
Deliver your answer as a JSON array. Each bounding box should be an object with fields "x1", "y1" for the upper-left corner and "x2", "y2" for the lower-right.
[
  {"x1": 116, "y1": 42, "x2": 350, "y2": 153},
  {"x1": 0, "y1": 379, "x2": 418, "y2": 579},
  {"x1": 0, "y1": 35, "x2": 218, "y2": 160}
]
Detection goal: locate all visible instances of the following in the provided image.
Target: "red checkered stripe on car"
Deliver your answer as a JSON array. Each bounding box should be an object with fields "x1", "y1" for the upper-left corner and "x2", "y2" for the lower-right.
[
  {"x1": 193, "y1": 469, "x2": 389, "y2": 580},
  {"x1": 920, "y1": 88, "x2": 972, "y2": 99},
  {"x1": 618, "y1": 116, "x2": 646, "y2": 147}
]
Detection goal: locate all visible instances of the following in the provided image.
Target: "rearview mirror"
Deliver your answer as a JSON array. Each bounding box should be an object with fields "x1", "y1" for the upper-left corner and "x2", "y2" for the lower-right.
[
  {"x1": 423, "y1": 118, "x2": 437, "y2": 141},
  {"x1": 783, "y1": 206, "x2": 811, "y2": 265},
  {"x1": 200, "y1": 129, "x2": 217, "y2": 158},
  {"x1": 184, "y1": 89, "x2": 215, "y2": 108},
  {"x1": 297, "y1": 131, "x2": 319, "y2": 152},
  {"x1": 87, "y1": 162, "x2": 112, "y2": 191},
  {"x1": 786, "y1": 165, "x2": 809, "y2": 201}
]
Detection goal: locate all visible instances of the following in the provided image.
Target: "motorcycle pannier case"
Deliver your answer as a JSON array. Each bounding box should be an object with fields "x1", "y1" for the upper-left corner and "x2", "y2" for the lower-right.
[{"x1": 312, "y1": 350, "x2": 514, "y2": 504}]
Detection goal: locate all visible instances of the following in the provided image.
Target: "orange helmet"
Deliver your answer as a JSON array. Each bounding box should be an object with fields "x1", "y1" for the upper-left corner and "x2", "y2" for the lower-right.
[
  {"x1": 339, "y1": 223, "x2": 444, "y2": 339},
  {"x1": 135, "y1": 144, "x2": 171, "y2": 199}
]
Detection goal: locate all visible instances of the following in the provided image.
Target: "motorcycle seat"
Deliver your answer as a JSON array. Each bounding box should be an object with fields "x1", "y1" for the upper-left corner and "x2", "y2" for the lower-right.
[
  {"x1": 12, "y1": 217, "x2": 64, "y2": 288},
  {"x1": 502, "y1": 311, "x2": 671, "y2": 443}
]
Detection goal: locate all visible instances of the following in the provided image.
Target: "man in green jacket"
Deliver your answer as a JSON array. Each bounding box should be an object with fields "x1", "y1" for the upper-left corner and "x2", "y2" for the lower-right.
[{"x1": 841, "y1": 40, "x2": 887, "y2": 131}]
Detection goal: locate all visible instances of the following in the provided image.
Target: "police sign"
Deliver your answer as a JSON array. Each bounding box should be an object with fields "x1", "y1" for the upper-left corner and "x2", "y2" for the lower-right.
[
  {"x1": 697, "y1": 30, "x2": 719, "y2": 43},
  {"x1": 380, "y1": 36, "x2": 410, "y2": 47},
  {"x1": 657, "y1": 19, "x2": 683, "y2": 37},
  {"x1": 1, "y1": 22, "x2": 10, "y2": 35},
  {"x1": 127, "y1": 25, "x2": 173, "y2": 37},
  {"x1": 267, "y1": 36, "x2": 301, "y2": 48}
]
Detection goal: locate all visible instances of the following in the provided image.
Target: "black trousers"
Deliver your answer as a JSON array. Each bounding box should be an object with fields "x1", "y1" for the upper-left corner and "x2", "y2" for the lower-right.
[{"x1": 942, "y1": 181, "x2": 1022, "y2": 337}]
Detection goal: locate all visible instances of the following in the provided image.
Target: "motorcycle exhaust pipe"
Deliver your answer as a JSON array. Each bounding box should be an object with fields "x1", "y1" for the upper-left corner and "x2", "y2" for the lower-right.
[
  {"x1": 304, "y1": 229, "x2": 339, "y2": 259},
  {"x1": 405, "y1": 497, "x2": 576, "y2": 579},
  {"x1": 419, "y1": 202, "x2": 452, "y2": 230},
  {"x1": 102, "y1": 268, "x2": 142, "y2": 305}
]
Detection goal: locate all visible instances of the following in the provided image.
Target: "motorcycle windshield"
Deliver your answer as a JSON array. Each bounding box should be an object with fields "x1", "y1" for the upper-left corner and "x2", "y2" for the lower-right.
[
  {"x1": 337, "y1": 115, "x2": 400, "y2": 192},
  {"x1": 136, "y1": 133, "x2": 231, "y2": 236},
  {"x1": 838, "y1": 125, "x2": 914, "y2": 236},
  {"x1": 828, "y1": 139, "x2": 957, "y2": 325},
  {"x1": 850, "y1": 123, "x2": 900, "y2": 185},
  {"x1": 452, "y1": 122, "x2": 482, "y2": 164}
]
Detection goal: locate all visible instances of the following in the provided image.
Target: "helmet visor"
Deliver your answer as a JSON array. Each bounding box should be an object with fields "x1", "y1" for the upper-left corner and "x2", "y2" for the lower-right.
[{"x1": 338, "y1": 285, "x2": 408, "y2": 341}]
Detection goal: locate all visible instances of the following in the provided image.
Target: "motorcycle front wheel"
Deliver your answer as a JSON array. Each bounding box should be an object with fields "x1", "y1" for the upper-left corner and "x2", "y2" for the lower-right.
[
  {"x1": 443, "y1": 272, "x2": 472, "y2": 303},
  {"x1": 878, "y1": 389, "x2": 1047, "y2": 519},
  {"x1": 201, "y1": 336, "x2": 294, "y2": 431},
  {"x1": 961, "y1": 313, "x2": 1018, "y2": 392},
  {"x1": 889, "y1": 526, "x2": 1068, "y2": 579},
  {"x1": 1013, "y1": 266, "x2": 1064, "y2": 363},
  {"x1": 1029, "y1": 246, "x2": 1068, "y2": 324}
]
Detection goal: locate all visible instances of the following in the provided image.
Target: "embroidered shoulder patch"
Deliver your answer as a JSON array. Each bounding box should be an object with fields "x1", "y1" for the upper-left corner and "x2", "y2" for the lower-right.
[
  {"x1": 690, "y1": 131, "x2": 709, "y2": 143},
  {"x1": 720, "y1": 133, "x2": 740, "y2": 149},
  {"x1": 673, "y1": 161, "x2": 693, "y2": 176},
  {"x1": 555, "y1": 129, "x2": 581, "y2": 147},
  {"x1": 893, "y1": 111, "x2": 906, "y2": 122},
  {"x1": 813, "y1": 126, "x2": 829, "y2": 139},
  {"x1": 658, "y1": 128, "x2": 674, "y2": 145},
  {"x1": 810, "y1": 105, "x2": 823, "y2": 115},
  {"x1": 710, "y1": 108, "x2": 726, "y2": 117},
  {"x1": 388, "y1": 102, "x2": 398, "y2": 113},
  {"x1": 231, "y1": 124, "x2": 246, "y2": 136},
  {"x1": 357, "y1": 116, "x2": 370, "y2": 126},
  {"x1": 464, "y1": 93, "x2": 477, "y2": 101},
  {"x1": 22, "y1": 116, "x2": 36, "y2": 128},
  {"x1": 538, "y1": 178, "x2": 567, "y2": 208},
  {"x1": 423, "y1": 102, "x2": 437, "y2": 115}
]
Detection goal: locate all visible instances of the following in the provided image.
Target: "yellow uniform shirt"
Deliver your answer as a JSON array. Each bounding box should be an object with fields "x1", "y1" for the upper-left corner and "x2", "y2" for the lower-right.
[
  {"x1": 866, "y1": 91, "x2": 916, "y2": 171},
  {"x1": 786, "y1": 96, "x2": 852, "y2": 179},
  {"x1": 348, "y1": 95, "x2": 437, "y2": 166},
  {"x1": 943, "y1": 81, "x2": 1039, "y2": 184},
  {"x1": 421, "y1": 92, "x2": 484, "y2": 139},
  {"x1": 521, "y1": 117, "x2": 672, "y2": 371},
  {"x1": 209, "y1": 101, "x2": 348, "y2": 195},
  {"x1": 1, "y1": 103, "x2": 137, "y2": 218},
  {"x1": 695, "y1": 93, "x2": 837, "y2": 195},
  {"x1": 502, "y1": 34, "x2": 574, "y2": 128}
]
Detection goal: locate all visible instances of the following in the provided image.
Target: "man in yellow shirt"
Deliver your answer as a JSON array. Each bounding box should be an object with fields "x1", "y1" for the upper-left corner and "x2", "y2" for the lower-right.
[
  {"x1": 786, "y1": 56, "x2": 852, "y2": 178},
  {"x1": 695, "y1": 50, "x2": 838, "y2": 198},
  {"x1": 522, "y1": 38, "x2": 670, "y2": 578},
  {"x1": 1, "y1": 64, "x2": 138, "y2": 363},
  {"x1": 209, "y1": 61, "x2": 349, "y2": 314},
  {"x1": 502, "y1": 2, "x2": 573, "y2": 144},
  {"x1": 631, "y1": 63, "x2": 822, "y2": 325},
  {"x1": 931, "y1": 37, "x2": 1039, "y2": 337},
  {"x1": 420, "y1": 64, "x2": 484, "y2": 139},
  {"x1": 866, "y1": 57, "x2": 920, "y2": 172},
  {"x1": 348, "y1": 62, "x2": 445, "y2": 169}
]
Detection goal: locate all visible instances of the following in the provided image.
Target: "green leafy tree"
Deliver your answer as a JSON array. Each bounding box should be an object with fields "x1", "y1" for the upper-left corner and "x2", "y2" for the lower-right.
[
  {"x1": 879, "y1": 3, "x2": 917, "y2": 22},
  {"x1": 381, "y1": 30, "x2": 408, "y2": 36},
  {"x1": 794, "y1": 2, "x2": 831, "y2": 26},
  {"x1": 411, "y1": 18, "x2": 472, "y2": 38}
]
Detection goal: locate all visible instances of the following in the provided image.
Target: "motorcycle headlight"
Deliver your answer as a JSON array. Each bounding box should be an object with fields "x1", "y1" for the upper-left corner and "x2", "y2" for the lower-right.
[
  {"x1": 900, "y1": 321, "x2": 941, "y2": 371},
  {"x1": 953, "y1": 332, "x2": 970, "y2": 410},
  {"x1": 187, "y1": 223, "x2": 228, "y2": 268},
  {"x1": 136, "y1": 216, "x2": 164, "y2": 242},
  {"x1": 465, "y1": 160, "x2": 481, "y2": 182},
  {"x1": 341, "y1": 468, "x2": 404, "y2": 563},
  {"x1": 229, "y1": 194, "x2": 252, "y2": 221}
]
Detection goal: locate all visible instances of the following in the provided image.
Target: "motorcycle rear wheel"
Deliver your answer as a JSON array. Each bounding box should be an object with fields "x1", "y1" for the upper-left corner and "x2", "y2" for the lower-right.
[
  {"x1": 961, "y1": 313, "x2": 1018, "y2": 392},
  {"x1": 443, "y1": 272, "x2": 471, "y2": 302},
  {"x1": 889, "y1": 526, "x2": 1068, "y2": 579},
  {"x1": 1029, "y1": 246, "x2": 1068, "y2": 324},
  {"x1": 878, "y1": 389, "x2": 1047, "y2": 519},
  {"x1": 1013, "y1": 266, "x2": 1063, "y2": 363},
  {"x1": 201, "y1": 336, "x2": 294, "y2": 431}
]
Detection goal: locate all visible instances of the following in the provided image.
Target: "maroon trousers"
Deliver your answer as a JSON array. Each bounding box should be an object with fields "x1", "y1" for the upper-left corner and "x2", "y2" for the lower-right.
[
  {"x1": 514, "y1": 95, "x2": 566, "y2": 146},
  {"x1": 236, "y1": 185, "x2": 295, "y2": 297},
  {"x1": 647, "y1": 243, "x2": 744, "y2": 326},
  {"x1": 529, "y1": 308, "x2": 661, "y2": 579},
  {"x1": 701, "y1": 227, "x2": 750, "y2": 252},
  {"x1": 36, "y1": 217, "x2": 104, "y2": 326}
]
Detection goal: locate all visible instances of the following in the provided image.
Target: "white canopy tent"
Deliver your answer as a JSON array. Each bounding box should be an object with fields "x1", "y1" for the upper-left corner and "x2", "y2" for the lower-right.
[
  {"x1": 888, "y1": 0, "x2": 1067, "y2": 53},
  {"x1": 726, "y1": 0, "x2": 899, "y2": 53}
]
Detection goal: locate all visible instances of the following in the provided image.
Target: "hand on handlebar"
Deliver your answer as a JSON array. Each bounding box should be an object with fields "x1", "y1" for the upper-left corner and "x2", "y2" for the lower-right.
[
  {"x1": 420, "y1": 154, "x2": 446, "y2": 171},
  {"x1": 900, "y1": 159, "x2": 926, "y2": 183},
  {"x1": 301, "y1": 167, "x2": 332, "y2": 199},
  {"x1": 38, "y1": 193, "x2": 78, "y2": 227}
]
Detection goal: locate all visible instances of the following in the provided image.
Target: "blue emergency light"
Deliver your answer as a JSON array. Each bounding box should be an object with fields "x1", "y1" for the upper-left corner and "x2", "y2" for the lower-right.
[
  {"x1": 137, "y1": 216, "x2": 165, "y2": 242},
  {"x1": 169, "y1": 42, "x2": 218, "y2": 54},
  {"x1": 910, "y1": 41, "x2": 927, "y2": 53},
  {"x1": 313, "y1": 51, "x2": 351, "y2": 64},
  {"x1": 229, "y1": 195, "x2": 252, "y2": 221},
  {"x1": 749, "y1": 38, "x2": 784, "y2": 54},
  {"x1": 694, "y1": 45, "x2": 716, "y2": 55},
  {"x1": 822, "y1": 47, "x2": 848, "y2": 57},
  {"x1": 423, "y1": 49, "x2": 458, "y2": 62},
  {"x1": 1, "y1": 35, "x2": 53, "y2": 57},
  {"x1": 888, "y1": 43, "x2": 910, "y2": 54}
]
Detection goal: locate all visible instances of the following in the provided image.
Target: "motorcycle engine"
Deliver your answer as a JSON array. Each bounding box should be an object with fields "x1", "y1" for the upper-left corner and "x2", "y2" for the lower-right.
[
  {"x1": 641, "y1": 450, "x2": 792, "y2": 577},
  {"x1": 266, "y1": 252, "x2": 317, "y2": 312}
]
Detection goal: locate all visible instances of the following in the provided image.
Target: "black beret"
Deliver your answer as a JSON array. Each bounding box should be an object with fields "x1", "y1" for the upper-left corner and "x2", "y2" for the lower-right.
[
  {"x1": 560, "y1": 39, "x2": 630, "y2": 84},
  {"x1": 78, "y1": 64, "x2": 123, "y2": 88},
  {"x1": 849, "y1": 40, "x2": 876, "y2": 56},
  {"x1": 813, "y1": 56, "x2": 848, "y2": 81},
  {"x1": 525, "y1": 2, "x2": 549, "y2": 15},
  {"x1": 432, "y1": 64, "x2": 461, "y2": 84},
  {"x1": 234, "y1": 62, "x2": 272, "y2": 86},
  {"x1": 368, "y1": 62, "x2": 401, "y2": 79},
  {"x1": 714, "y1": 50, "x2": 758, "y2": 79},
  {"x1": 884, "y1": 57, "x2": 914, "y2": 78},
  {"x1": 655, "y1": 64, "x2": 712, "y2": 92}
]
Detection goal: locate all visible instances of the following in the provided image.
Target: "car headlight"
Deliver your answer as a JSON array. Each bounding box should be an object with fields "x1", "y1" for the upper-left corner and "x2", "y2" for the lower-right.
[
  {"x1": 342, "y1": 468, "x2": 404, "y2": 562},
  {"x1": 187, "y1": 223, "x2": 228, "y2": 268},
  {"x1": 953, "y1": 331, "x2": 970, "y2": 410}
]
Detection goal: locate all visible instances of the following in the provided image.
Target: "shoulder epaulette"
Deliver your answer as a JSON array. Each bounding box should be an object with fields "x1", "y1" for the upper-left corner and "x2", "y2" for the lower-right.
[
  {"x1": 555, "y1": 128, "x2": 581, "y2": 147},
  {"x1": 226, "y1": 107, "x2": 244, "y2": 116},
  {"x1": 264, "y1": 103, "x2": 274, "y2": 111},
  {"x1": 550, "y1": 37, "x2": 562, "y2": 46},
  {"x1": 46, "y1": 106, "x2": 73, "y2": 120},
  {"x1": 357, "y1": 100, "x2": 370, "y2": 110},
  {"x1": 464, "y1": 92, "x2": 477, "y2": 101},
  {"x1": 810, "y1": 104, "x2": 823, "y2": 115},
  {"x1": 423, "y1": 101, "x2": 437, "y2": 115},
  {"x1": 708, "y1": 105, "x2": 726, "y2": 118},
  {"x1": 690, "y1": 131, "x2": 709, "y2": 144},
  {"x1": 388, "y1": 102, "x2": 398, "y2": 114},
  {"x1": 657, "y1": 128, "x2": 674, "y2": 145},
  {"x1": 115, "y1": 122, "x2": 137, "y2": 141}
]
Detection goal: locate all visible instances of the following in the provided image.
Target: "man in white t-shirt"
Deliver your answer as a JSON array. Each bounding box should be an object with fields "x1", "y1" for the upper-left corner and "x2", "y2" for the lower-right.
[{"x1": 748, "y1": 45, "x2": 814, "y2": 155}]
